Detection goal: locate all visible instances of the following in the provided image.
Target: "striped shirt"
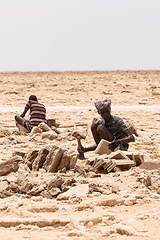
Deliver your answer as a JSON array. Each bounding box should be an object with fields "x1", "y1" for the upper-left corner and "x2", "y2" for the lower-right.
[
  {"x1": 99, "y1": 115, "x2": 128, "y2": 139},
  {"x1": 25, "y1": 100, "x2": 47, "y2": 127}
]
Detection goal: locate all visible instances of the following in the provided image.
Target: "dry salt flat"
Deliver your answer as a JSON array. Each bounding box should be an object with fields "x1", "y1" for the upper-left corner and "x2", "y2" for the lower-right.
[{"x1": 0, "y1": 71, "x2": 160, "y2": 240}]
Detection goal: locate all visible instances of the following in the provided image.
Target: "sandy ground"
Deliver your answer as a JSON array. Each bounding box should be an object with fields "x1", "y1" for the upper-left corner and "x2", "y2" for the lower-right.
[{"x1": 0, "y1": 71, "x2": 160, "y2": 239}]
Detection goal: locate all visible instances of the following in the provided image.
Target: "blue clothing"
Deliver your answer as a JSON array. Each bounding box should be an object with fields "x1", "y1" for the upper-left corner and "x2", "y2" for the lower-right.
[{"x1": 99, "y1": 115, "x2": 128, "y2": 139}]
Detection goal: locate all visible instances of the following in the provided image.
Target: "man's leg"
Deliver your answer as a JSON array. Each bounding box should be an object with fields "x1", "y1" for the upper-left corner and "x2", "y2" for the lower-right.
[
  {"x1": 15, "y1": 115, "x2": 25, "y2": 126},
  {"x1": 97, "y1": 124, "x2": 113, "y2": 142},
  {"x1": 81, "y1": 122, "x2": 103, "y2": 152},
  {"x1": 91, "y1": 122, "x2": 101, "y2": 145}
]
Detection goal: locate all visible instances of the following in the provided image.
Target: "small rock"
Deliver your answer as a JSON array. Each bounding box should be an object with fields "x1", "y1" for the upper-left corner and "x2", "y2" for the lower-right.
[
  {"x1": 38, "y1": 122, "x2": 52, "y2": 132},
  {"x1": 48, "y1": 187, "x2": 61, "y2": 197},
  {"x1": 124, "y1": 195, "x2": 137, "y2": 206},
  {"x1": 40, "y1": 190, "x2": 52, "y2": 199},
  {"x1": 86, "y1": 221, "x2": 93, "y2": 228},
  {"x1": 57, "y1": 184, "x2": 89, "y2": 200},
  {"x1": 30, "y1": 127, "x2": 42, "y2": 135},
  {"x1": 0, "y1": 181, "x2": 8, "y2": 192},
  {"x1": 42, "y1": 131, "x2": 57, "y2": 140},
  {"x1": 31, "y1": 196, "x2": 43, "y2": 202},
  {"x1": 114, "y1": 223, "x2": 136, "y2": 236}
]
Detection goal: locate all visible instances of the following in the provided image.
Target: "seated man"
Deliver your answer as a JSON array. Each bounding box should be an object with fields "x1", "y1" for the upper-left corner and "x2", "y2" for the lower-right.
[
  {"x1": 78, "y1": 99, "x2": 135, "y2": 155},
  {"x1": 15, "y1": 95, "x2": 47, "y2": 132}
]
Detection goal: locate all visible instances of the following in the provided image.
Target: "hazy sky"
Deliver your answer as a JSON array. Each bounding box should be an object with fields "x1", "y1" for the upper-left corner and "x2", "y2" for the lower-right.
[{"x1": 0, "y1": 0, "x2": 160, "y2": 71}]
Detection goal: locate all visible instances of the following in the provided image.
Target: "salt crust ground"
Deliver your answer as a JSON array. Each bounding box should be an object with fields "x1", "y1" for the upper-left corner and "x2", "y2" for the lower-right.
[{"x1": 0, "y1": 71, "x2": 160, "y2": 240}]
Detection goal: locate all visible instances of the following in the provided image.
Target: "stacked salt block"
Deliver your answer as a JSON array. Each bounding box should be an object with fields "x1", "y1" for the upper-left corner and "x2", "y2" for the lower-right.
[
  {"x1": 24, "y1": 145, "x2": 78, "y2": 173},
  {"x1": 89, "y1": 139, "x2": 144, "y2": 173},
  {"x1": 43, "y1": 146, "x2": 66, "y2": 172}
]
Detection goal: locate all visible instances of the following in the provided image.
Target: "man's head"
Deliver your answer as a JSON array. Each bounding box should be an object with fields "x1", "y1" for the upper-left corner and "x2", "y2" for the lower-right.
[
  {"x1": 94, "y1": 99, "x2": 111, "y2": 122},
  {"x1": 29, "y1": 95, "x2": 38, "y2": 101}
]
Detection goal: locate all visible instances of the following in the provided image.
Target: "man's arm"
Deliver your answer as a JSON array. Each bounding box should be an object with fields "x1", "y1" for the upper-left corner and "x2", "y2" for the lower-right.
[
  {"x1": 119, "y1": 129, "x2": 135, "y2": 144},
  {"x1": 20, "y1": 107, "x2": 28, "y2": 118},
  {"x1": 109, "y1": 129, "x2": 135, "y2": 151}
]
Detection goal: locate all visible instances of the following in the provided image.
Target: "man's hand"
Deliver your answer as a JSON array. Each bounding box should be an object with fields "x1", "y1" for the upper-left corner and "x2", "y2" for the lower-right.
[
  {"x1": 109, "y1": 139, "x2": 120, "y2": 151},
  {"x1": 20, "y1": 113, "x2": 25, "y2": 118},
  {"x1": 77, "y1": 145, "x2": 86, "y2": 154}
]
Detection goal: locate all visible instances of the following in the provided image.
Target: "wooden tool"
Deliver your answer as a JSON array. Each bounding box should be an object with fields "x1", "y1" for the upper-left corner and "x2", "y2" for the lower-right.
[{"x1": 77, "y1": 136, "x2": 85, "y2": 160}]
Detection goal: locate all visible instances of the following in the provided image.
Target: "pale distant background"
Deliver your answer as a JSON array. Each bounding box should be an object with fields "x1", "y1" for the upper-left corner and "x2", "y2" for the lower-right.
[{"x1": 0, "y1": 0, "x2": 160, "y2": 71}]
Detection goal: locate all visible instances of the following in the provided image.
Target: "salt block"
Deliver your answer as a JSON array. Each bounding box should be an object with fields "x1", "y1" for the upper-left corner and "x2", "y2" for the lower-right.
[
  {"x1": 43, "y1": 145, "x2": 59, "y2": 171},
  {"x1": 47, "y1": 119, "x2": 58, "y2": 128},
  {"x1": 134, "y1": 153, "x2": 144, "y2": 166},
  {"x1": 114, "y1": 159, "x2": 135, "y2": 169},
  {"x1": 109, "y1": 150, "x2": 131, "y2": 160},
  {"x1": 48, "y1": 148, "x2": 66, "y2": 173},
  {"x1": 32, "y1": 148, "x2": 50, "y2": 171},
  {"x1": 94, "y1": 159, "x2": 105, "y2": 170},
  {"x1": 58, "y1": 150, "x2": 78, "y2": 171},
  {"x1": 95, "y1": 140, "x2": 112, "y2": 155},
  {"x1": 103, "y1": 160, "x2": 116, "y2": 173},
  {"x1": 95, "y1": 139, "x2": 119, "y2": 155},
  {"x1": 121, "y1": 151, "x2": 135, "y2": 160},
  {"x1": 120, "y1": 151, "x2": 145, "y2": 166}
]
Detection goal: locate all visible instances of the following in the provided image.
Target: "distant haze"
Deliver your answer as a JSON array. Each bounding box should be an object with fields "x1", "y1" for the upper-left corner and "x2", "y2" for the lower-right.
[{"x1": 0, "y1": 0, "x2": 160, "y2": 71}]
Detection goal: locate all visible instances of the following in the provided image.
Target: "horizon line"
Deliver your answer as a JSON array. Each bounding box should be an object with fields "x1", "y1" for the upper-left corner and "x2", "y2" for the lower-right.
[{"x1": 0, "y1": 69, "x2": 160, "y2": 73}]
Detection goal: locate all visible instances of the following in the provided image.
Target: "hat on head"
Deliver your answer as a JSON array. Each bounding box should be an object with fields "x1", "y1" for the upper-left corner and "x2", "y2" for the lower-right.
[{"x1": 94, "y1": 99, "x2": 111, "y2": 113}]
